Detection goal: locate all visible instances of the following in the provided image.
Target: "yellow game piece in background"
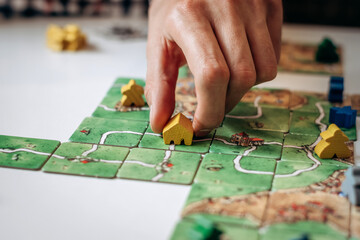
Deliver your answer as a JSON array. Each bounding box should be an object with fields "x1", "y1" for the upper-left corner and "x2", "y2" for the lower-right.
[
  {"x1": 163, "y1": 113, "x2": 193, "y2": 145},
  {"x1": 46, "y1": 24, "x2": 87, "y2": 52},
  {"x1": 120, "y1": 79, "x2": 145, "y2": 107},
  {"x1": 314, "y1": 123, "x2": 351, "y2": 159}
]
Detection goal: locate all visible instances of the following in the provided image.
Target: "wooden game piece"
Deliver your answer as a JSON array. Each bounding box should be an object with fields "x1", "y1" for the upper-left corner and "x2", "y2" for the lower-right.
[
  {"x1": 314, "y1": 123, "x2": 351, "y2": 159},
  {"x1": 315, "y1": 37, "x2": 340, "y2": 63},
  {"x1": 162, "y1": 113, "x2": 193, "y2": 145},
  {"x1": 46, "y1": 24, "x2": 87, "y2": 52},
  {"x1": 120, "y1": 79, "x2": 145, "y2": 107},
  {"x1": 329, "y1": 106, "x2": 357, "y2": 128},
  {"x1": 188, "y1": 215, "x2": 222, "y2": 240},
  {"x1": 328, "y1": 76, "x2": 344, "y2": 103}
]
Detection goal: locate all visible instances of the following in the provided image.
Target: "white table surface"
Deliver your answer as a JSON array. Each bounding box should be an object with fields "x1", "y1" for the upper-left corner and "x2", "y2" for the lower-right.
[{"x1": 0, "y1": 18, "x2": 359, "y2": 240}]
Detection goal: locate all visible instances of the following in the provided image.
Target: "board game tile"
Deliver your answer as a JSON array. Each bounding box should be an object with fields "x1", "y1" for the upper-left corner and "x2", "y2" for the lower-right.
[
  {"x1": 194, "y1": 153, "x2": 276, "y2": 190},
  {"x1": 352, "y1": 206, "x2": 360, "y2": 239},
  {"x1": 170, "y1": 218, "x2": 259, "y2": 240},
  {"x1": 290, "y1": 110, "x2": 329, "y2": 137},
  {"x1": 117, "y1": 148, "x2": 201, "y2": 185},
  {"x1": 92, "y1": 77, "x2": 150, "y2": 121},
  {"x1": 139, "y1": 126, "x2": 214, "y2": 153},
  {"x1": 263, "y1": 190, "x2": 350, "y2": 237},
  {"x1": 182, "y1": 183, "x2": 269, "y2": 227},
  {"x1": 278, "y1": 41, "x2": 343, "y2": 76},
  {"x1": 260, "y1": 222, "x2": 347, "y2": 240},
  {"x1": 272, "y1": 160, "x2": 350, "y2": 190},
  {"x1": 225, "y1": 104, "x2": 290, "y2": 133},
  {"x1": 210, "y1": 118, "x2": 283, "y2": 159},
  {"x1": 69, "y1": 117, "x2": 148, "y2": 147},
  {"x1": 282, "y1": 133, "x2": 355, "y2": 166},
  {"x1": 0, "y1": 135, "x2": 60, "y2": 170},
  {"x1": 239, "y1": 88, "x2": 291, "y2": 109},
  {"x1": 289, "y1": 91, "x2": 331, "y2": 112},
  {"x1": 290, "y1": 110, "x2": 357, "y2": 141},
  {"x1": 43, "y1": 142, "x2": 129, "y2": 178}
]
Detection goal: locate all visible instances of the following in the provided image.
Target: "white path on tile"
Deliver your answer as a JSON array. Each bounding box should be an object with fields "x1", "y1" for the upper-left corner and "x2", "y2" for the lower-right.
[
  {"x1": 152, "y1": 150, "x2": 172, "y2": 182},
  {"x1": 225, "y1": 96, "x2": 262, "y2": 119},
  {"x1": 275, "y1": 148, "x2": 321, "y2": 178},
  {"x1": 309, "y1": 102, "x2": 327, "y2": 149},
  {"x1": 230, "y1": 100, "x2": 329, "y2": 178},
  {"x1": 213, "y1": 137, "x2": 238, "y2": 146},
  {"x1": 233, "y1": 146, "x2": 274, "y2": 175},
  {"x1": 80, "y1": 130, "x2": 144, "y2": 157},
  {"x1": 0, "y1": 148, "x2": 51, "y2": 156},
  {"x1": 123, "y1": 160, "x2": 156, "y2": 168}
]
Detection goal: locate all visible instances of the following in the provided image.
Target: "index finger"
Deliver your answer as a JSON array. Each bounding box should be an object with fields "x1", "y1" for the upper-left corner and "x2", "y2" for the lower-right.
[{"x1": 168, "y1": 5, "x2": 230, "y2": 136}]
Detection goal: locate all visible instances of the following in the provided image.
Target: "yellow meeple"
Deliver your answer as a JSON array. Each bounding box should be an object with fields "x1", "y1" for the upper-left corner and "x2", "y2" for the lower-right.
[
  {"x1": 314, "y1": 123, "x2": 351, "y2": 159},
  {"x1": 120, "y1": 79, "x2": 145, "y2": 107},
  {"x1": 162, "y1": 113, "x2": 193, "y2": 146},
  {"x1": 46, "y1": 24, "x2": 87, "y2": 52}
]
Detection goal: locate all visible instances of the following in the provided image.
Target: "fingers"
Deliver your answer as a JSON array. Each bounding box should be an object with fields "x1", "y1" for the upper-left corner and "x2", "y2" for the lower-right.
[
  {"x1": 145, "y1": 34, "x2": 183, "y2": 133},
  {"x1": 167, "y1": 3, "x2": 230, "y2": 136},
  {"x1": 266, "y1": 0, "x2": 283, "y2": 62},
  {"x1": 207, "y1": 2, "x2": 256, "y2": 113}
]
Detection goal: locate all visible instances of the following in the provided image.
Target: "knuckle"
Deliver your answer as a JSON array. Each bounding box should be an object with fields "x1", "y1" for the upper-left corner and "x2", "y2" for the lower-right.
[
  {"x1": 173, "y1": 0, "x2": 203, "y2": 17},
  {"x1": 257, "y1": 64, "x2": 278, "y2": 83},
  {"x1": 233, "y1": 64, "x2": 257, "y2": 89},
  {"x1": 199, "y1": 60, "x2": 230, "y2": 88}
]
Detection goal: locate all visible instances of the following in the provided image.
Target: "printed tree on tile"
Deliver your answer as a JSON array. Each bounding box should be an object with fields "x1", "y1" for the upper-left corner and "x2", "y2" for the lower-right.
[{"x1": 314, "y1": 124, "x2": 351, "y2": 159}]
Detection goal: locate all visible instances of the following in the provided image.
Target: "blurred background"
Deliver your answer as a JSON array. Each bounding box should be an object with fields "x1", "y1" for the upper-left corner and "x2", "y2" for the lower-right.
[{"x1": 0, "y1": 0, "x2": 360, "y2": 27}]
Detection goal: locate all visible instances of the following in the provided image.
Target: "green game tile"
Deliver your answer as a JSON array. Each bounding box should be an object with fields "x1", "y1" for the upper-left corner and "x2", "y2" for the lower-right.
[
  {"x1": 0, "y1": 135, "x2": 60, "y2": 170},
  {"x1": 282, "y1": 133, "x2": 355, "y2": 166},
  {"x1": 260, "y1": 222, "x2": 347, "y2": 240},
  {"x1": 272, "y1": 160, "x2": 350, "y2": 190},
  {"x1": 290, "y1": 110, "x2": 329, "y2": 137},
  {"x1": 139, "y1": 127, "x2": 214, "y2": 153},
  {"x1": 226, "y1": 105, "x2": 290, "y2": 132},
  {"x1": 290, "y1": 91, "x2": 332, "y2": 112},
  {"x1": 290, "y1": 106, "x2": 356, "y2": 141},
  {"x1": 183, "y1": 183, "x2": 269, "y2": 227},
  {"x1": 92, "y1": 77, "x2": 150, "y2": 121},
  {"x1": 170, "y1": 219, "x2": 259, "y2": 240},
  {"x1": 117, "y1": 148, "x2": 201, "y2": 185},
  {"x1": 210, "y1": 118, "x2": 283, "y2": 159},
  {"x1": 194, "y1": 153, "x2": 276, "y2": 190},
  {"x1": 43, "y1": 142, "x2": 129, "y2": 178},
  {"x1": 69, "y1": 117, "x2": 148, "y2": 147}
]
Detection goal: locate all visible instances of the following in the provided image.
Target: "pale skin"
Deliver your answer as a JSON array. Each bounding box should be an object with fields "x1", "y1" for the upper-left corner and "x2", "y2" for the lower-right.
[{"x1": 145, "y1": 0, "x2": 283, "y2": 136}]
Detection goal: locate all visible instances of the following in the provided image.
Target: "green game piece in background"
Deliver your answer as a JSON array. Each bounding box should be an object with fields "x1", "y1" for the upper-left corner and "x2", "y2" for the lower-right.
[
  {"x1": 210, "y1": 118, "x2": 284, "y2": 159},
  {"x1": 170, "y1": 219, "x2": 259, "y2": 240},
  {"x1": 139, "y1": 127, "x2": 214, "y2": 153},
  {"x1": 0, "y1": 135, "x2": 60, "y2": 170},
  {"x1": 92, "y1": 77, "x2": 150, "y2": 121},
  {"x1": 118, "y1": 148, "x2": 201, "y2": 185},
  {"x1": 43, "y1": 142, "x2": 129, "y2": 178},
  {"x1": 69, "y1": 117, "x2": 148, "y2": 147},
  {"x1": 195, "y1": 153, "x2": 276, "y2": 190}
]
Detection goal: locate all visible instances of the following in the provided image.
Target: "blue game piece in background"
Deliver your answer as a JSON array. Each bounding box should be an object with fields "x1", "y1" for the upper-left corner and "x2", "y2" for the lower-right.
[
  {"x1": 329, "y1": 106, "x2": 357, "y2": 128},
  {"x1": 328, "y1": 76, "x2": 344, "y2": 103}
]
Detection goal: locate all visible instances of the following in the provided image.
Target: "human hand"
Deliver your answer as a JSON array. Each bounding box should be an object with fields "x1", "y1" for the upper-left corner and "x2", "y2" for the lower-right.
[{"x1": 145, "y1": 0, "x2": 282, "y2": 136}]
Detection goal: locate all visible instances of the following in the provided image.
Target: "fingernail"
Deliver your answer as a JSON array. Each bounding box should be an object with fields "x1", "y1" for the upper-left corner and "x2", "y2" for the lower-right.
[{"x1": 194, "y1": 129, "x2": 212, "y2": 137}]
